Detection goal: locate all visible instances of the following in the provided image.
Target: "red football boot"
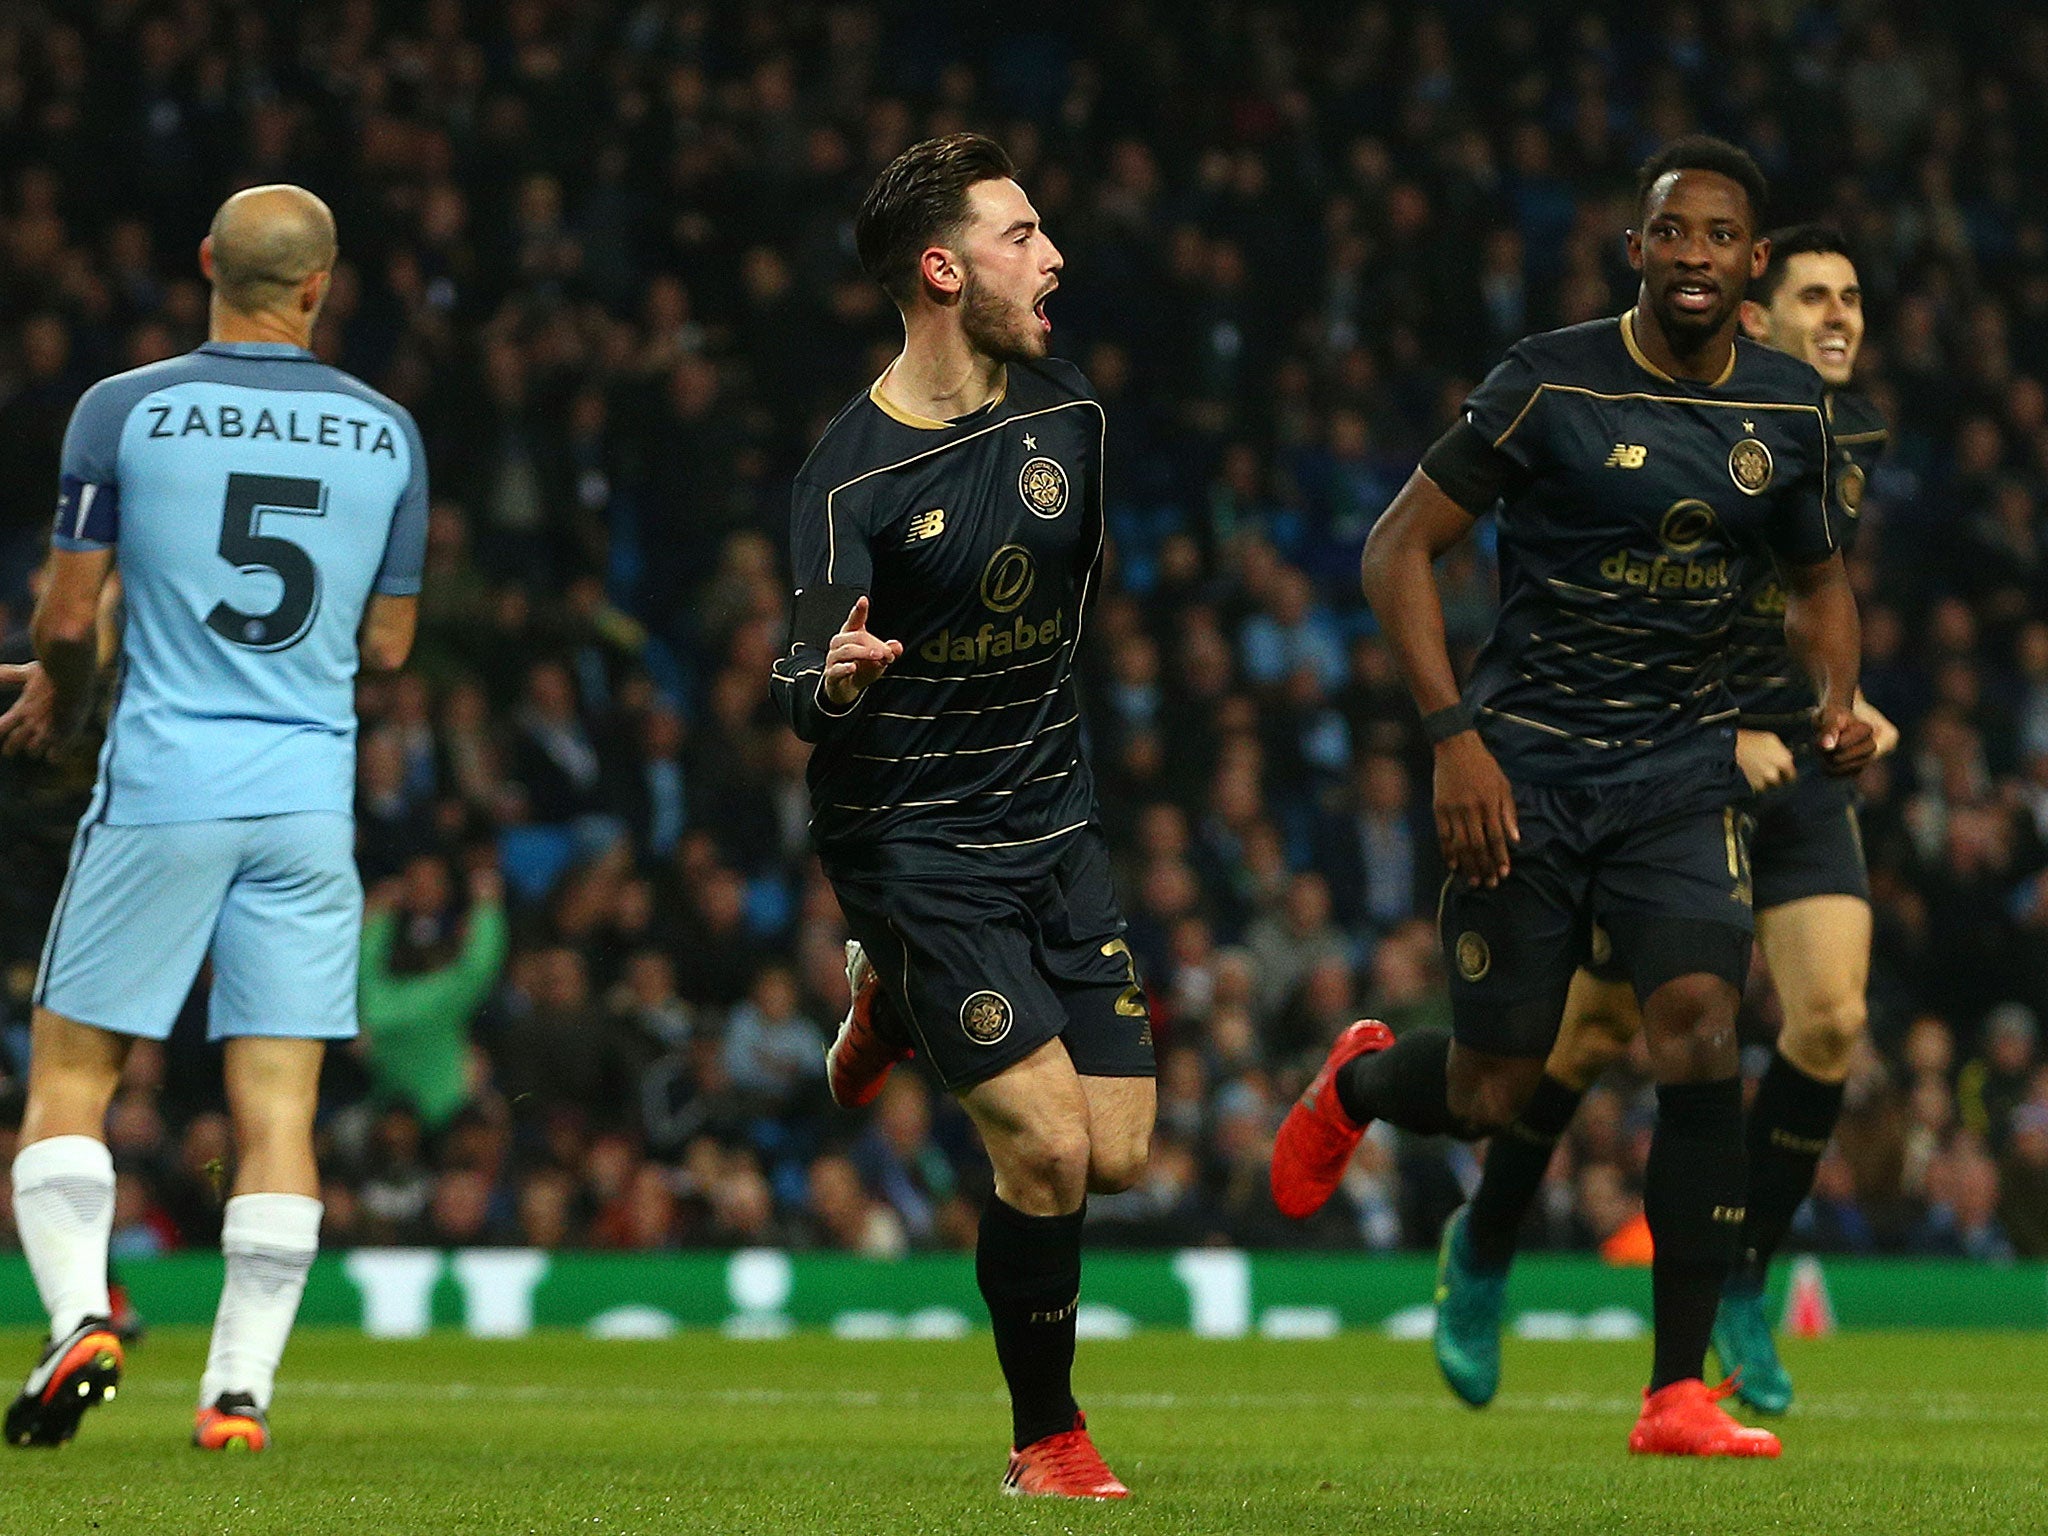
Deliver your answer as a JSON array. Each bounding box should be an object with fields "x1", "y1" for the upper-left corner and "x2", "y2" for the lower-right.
[
  {"x1": 1002, "y1": 1413, "x2": 1130, "y2": 1500},
  {"x1": 825, "y1": 941, "x2": 914, "y2": 1109},
  {"x1": 1628, "y1": 1378, "x2": 1782, "y2": 1458},
  {"x1": 1269, "y1": 1020, "x2": 1395, "y2": 1218}
]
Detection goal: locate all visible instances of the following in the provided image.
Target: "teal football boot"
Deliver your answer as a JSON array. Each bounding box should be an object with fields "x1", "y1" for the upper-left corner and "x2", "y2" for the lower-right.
[
  {"x1": 1433, "y1": 1205, "x2": 1507, "y2": 1407},
  {"x1": 1711, "y1": 1279, "x2": 1793, "y2": 1415}
]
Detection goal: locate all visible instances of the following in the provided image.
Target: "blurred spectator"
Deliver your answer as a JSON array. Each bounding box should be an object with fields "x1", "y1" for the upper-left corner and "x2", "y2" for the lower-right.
[
  {"x1": 804, "y1": 1154, "x2": 907, "y2": 1257},
  {"x1": 848, "y1": 1076, "x2": 973, "y2": 1250},
  {"x1": 1999, "y1": 1103, "x2": 2048, "y2": 1257},
  {"x1": 1959, "y1": 1004, "x2": 2039, "y2": 1149},
  {"x1": 358, "y1": 859, "x2": 509, "y2": 1132},
  {"x1": 494, "y1": 946, "x2": 644, "y2": 1130},
  {"x1": 720, "y1": 964, "x2": 827, "y2": 1110}
]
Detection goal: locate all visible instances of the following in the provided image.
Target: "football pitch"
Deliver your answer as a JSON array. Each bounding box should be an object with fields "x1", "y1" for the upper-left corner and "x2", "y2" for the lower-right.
[{"x1": 3, "y1": 1328, "x2": 2039, "y2": 1535}]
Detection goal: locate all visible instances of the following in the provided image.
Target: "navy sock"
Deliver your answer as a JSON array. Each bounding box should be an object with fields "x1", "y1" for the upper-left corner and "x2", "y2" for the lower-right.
[
  {"x1": 1334, "y1": 1026, "x2": 1479, "y2": 1138},
  {"x1": 976, "y1": 1196, "x2": 1083, "y2": 1449},
  {"x1": 1734, "y1": 1051, "x2": 1844, "y2": 1287},
  {"x1": 1644, "y1": 1078, "x2": 1745, "y2": 1391},
  {"x1": 1464, "y1": 1073, "x2": 1585, "y2": 1273}
]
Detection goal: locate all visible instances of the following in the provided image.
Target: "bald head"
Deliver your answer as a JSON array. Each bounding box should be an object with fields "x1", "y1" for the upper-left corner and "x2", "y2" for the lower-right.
[{"x1": 205, "y1": 185, "x2": 337, "y2": 318}]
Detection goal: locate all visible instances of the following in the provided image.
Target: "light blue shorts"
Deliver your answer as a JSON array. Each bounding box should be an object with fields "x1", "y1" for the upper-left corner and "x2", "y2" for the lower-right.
[{"x1": 37, "y1": 811, "x2": 361, "y2": 1042}]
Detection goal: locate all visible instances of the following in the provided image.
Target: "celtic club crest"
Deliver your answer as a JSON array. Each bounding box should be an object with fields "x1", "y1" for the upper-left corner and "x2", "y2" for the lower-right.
[{"x1": 1018, "y1": 456, "x2": 1069, "y2": 518}]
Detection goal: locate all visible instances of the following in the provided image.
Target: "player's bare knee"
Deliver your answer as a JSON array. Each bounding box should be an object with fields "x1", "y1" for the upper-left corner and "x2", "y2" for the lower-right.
[
  {"x1": 1783, "y1": 993, "x2": 1865, "y2": 1079},
  {"x1": 1642, "y1": 973, "x2": 1734, "y2": 1035},
  {"x1": 1640, "y1": 973, "x2": 1741, "y2": 1079},
  {"x1": 1551, "y1": 1023, "x2": 1628, "y2": 1090},
  {"x1": 1085, "y1": 1133, "x2": 1150, "y2": 1195},
  {"x1": 21, "y1": 1012, "x2": 128, "y2": 1140},
  {"x1": 1000, "y1": 1124, "x2": 1092, "y2": 1211}
]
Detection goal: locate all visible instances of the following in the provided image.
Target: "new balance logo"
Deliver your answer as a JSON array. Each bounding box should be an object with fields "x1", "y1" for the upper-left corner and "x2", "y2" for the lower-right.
[
  {"x1": 905, "y1": 508, "x2": 947, "y2": 542},
  {"x1": 1605, "y1": 443, "x2": 1648, "y2": 469}
]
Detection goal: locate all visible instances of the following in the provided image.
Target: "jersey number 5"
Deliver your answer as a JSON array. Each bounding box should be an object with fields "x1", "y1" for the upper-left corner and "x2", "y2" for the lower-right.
[{"x1": 207, "y1": 472, "x2": 326, "y2": 652}]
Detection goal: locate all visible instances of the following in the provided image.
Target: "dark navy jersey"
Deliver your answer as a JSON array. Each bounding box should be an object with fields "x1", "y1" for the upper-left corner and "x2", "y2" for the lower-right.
[
  {"x1": 770, "y1": 359, "x2": 1106, "y2": 880},
  {"x1": 1726, "y1": 388, "x2": 1888, "y2": 733},
  {"x1": 1457, "y1": 313, "x2": 1838, "y2": 785}
]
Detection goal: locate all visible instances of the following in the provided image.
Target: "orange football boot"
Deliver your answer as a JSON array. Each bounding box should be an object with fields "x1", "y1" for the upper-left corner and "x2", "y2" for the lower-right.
[
  {"x1": 1002, "y1": 1413, "x2": 1130, "y2": 1500},
  {"x1": 1269, "y1": 1020, "x2": 1395, "y2": 1218},
  {"x1": 193, "y1": 1391, "x2": 269, "y2": 1452},
  {"x1": 1628, "y1": 1377, "x2": 1782, "y2": 1458},
  {"x1": 5, "y1": 1317, "x2": 123, "y2": 1448},
  {"x1": 825, "y1": 940, "x2": 914, "y2": 1109}
]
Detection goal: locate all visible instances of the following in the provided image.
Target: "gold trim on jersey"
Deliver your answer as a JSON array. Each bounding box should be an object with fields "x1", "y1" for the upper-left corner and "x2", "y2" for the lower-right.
[
  {"x1": 820, "y1": 397, "x2": 1104, "y2": 586},
  {"x1": 848, "y1": 710, "x2": 1080, "y2": 764},
  {"x1": 1495, "y1": 380, "x2": 1830, "y2": 550},
  {"x1": 871, "y1": 682, "x2": 1064, "y2": 721},
  {"x1": 955, "y1": 818, "x2": 1090, "y2": 852},
  {"x1": 1527, "y1": 631, "x2": 1709, "y2": 674},
  {"x1": 1620, "y1": 310, "x2": 1738, "y2": 387},
  {"x1": 1512, "y1": 668, "x2": 1683, "y2": 712},
  {"x1": 824, "y1": 764, "x2": 1079, "y2": 815},
  {"x1": 867, "y1": 359, "x2": 1009, "y2": 429}
]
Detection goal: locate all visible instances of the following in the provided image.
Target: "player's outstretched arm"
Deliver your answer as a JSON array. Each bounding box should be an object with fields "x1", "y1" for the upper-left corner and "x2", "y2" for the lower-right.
[
  {"x1": 1782, "y1": 552, "x2": 1874, "y2": 776},
  {"x1": 1363, "y1": 469, "x2": 1518, "y2": 887}
]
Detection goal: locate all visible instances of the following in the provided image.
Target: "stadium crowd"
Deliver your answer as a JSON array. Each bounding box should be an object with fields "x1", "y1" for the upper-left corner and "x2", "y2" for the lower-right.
[{"x1": 4, "y1": 0, "x2": 2048, "y2": 1264}]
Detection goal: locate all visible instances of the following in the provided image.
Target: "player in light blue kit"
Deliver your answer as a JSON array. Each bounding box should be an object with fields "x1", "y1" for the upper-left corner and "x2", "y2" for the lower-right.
[{"x1": 0, "y1": 185, "x2": 426, "y2": 1452}]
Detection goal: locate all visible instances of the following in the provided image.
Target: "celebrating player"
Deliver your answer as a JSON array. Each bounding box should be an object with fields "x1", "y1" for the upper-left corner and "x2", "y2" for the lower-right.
[
  {"x1": 1269, "y1": 137, "x2": 1873, "y2": 1457},
  {"x1": 1430, "y1": 225, "x2": 1892, "y2": 1416},
  {"x1": 770, "y1": 134, "x2": 1153, "y2": 1500},
  {"x1": 0, "y1": 185, "x2": 426, "y2": 1452}
]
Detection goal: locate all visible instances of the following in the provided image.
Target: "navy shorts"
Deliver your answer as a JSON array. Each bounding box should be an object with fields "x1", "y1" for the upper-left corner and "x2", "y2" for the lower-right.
[
  {"x1": 1441, "y1": 762, "x2": 1754, "y2": 1058},
  {"x1": 1749, "y1": 747, "x2": 1868, "y2": 907},
  {"x1": 831, "y1": 828, "x2": 1157, "y2": 1093}
]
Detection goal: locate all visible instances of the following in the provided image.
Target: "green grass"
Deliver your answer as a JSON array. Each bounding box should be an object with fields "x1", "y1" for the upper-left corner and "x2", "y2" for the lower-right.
[{"x1": 3, "y1": 1328, "x2": 2040, "y2": 1534}]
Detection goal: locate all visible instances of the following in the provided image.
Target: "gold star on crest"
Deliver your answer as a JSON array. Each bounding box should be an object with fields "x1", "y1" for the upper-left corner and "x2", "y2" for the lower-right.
[{"x1": 1022, "y1": 433, "x2": 1037, "y2": 450}]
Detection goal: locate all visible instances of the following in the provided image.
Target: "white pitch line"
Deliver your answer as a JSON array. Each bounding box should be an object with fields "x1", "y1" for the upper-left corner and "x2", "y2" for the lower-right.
[{"x1": 116, "y1": 1379, "x2": 2048, "y2": 1424}]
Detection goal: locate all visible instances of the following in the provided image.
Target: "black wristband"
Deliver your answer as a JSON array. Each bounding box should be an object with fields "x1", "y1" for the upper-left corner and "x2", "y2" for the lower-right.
[{"x1": 1422, "y1": 702, "x2": 1476, "y2": 744}]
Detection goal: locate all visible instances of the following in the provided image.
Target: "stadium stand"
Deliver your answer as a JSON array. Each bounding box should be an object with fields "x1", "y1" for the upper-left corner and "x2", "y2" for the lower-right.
[{"x1": 2, "y1": 1, "x2": 2047, "y2": 1262}]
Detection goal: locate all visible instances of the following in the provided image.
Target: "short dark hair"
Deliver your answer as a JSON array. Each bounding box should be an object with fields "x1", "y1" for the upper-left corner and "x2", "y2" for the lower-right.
[
  {"x1": 1633, "y1": 135, "x2": 1769, "y2": 228},
  {"x1": 1751, "y1": 223, "x2": 1855, "y2": 306},
  {"x1": 855, "y1": 132, "x2": 1017, "y2": 306}
]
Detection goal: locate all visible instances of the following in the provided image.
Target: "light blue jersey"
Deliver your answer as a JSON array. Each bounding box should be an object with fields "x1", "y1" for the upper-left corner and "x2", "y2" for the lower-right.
[{"x1": 53, "y1": 341, "x2": 428, "y2": 825}]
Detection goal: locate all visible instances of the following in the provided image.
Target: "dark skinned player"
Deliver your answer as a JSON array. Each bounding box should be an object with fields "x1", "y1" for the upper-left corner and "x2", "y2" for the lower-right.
[
  {"x1": 1431, "y1": 227, "x2": 1895, "y2": 1419},
  {"x1": 1269, "y1": 138, "x2": 1873, "y2": 1457}
]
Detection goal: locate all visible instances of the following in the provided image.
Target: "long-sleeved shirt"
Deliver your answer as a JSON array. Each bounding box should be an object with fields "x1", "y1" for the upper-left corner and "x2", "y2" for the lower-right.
[{"x1": 358, "y1": 900, "x2": 508, "y2": 1129}]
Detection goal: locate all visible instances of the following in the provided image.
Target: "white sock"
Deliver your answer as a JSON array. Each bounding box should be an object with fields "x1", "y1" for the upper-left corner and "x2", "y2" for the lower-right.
[
  {"x1": 11, "y1": 1135, "x2": 114, "y2": 1338},
  {"x1": 200, "y1": 1193, "x2": 322, "y2": 1412}
]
